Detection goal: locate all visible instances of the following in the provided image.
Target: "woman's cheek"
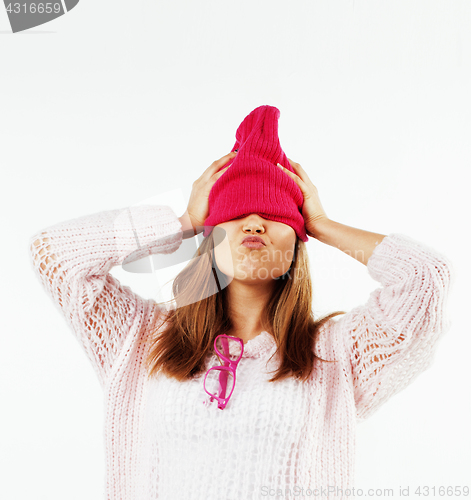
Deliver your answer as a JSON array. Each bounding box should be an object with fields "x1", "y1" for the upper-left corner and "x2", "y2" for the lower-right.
[{"x1": 213, "y1": 234, "x2": 235, "y2": 277}]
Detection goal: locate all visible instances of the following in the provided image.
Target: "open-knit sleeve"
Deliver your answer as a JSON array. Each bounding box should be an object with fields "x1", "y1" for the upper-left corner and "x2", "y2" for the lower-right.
[
  {"x1": 330, "y1": 233, "x2": 454, "y2": 421},
  {"x1": 29, "y1": 204, "x2": 183, "y2": 388}
]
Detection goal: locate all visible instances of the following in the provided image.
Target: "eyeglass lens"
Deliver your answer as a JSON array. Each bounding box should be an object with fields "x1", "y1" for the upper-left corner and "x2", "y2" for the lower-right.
[
  {"x1": 215, "y1": 336, "x2": 242, "y2": 362},
  {"x1": 205, "y1": 368, "x2": 235, "y2": 400}
]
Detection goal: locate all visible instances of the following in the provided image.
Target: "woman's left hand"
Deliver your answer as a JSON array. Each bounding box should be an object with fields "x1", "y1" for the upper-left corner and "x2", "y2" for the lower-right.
[{"x1": 277, "y1": 158, "x2": 329, "y2": 238}]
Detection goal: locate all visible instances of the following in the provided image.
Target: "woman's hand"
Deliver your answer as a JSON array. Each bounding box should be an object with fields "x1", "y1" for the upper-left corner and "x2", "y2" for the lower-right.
[
  {"x1": 180, "y1": 151, "x2": 237, "y2": 237},
  {"x1": 277, "y1": 158, "x2": 329, "y2": 238}
]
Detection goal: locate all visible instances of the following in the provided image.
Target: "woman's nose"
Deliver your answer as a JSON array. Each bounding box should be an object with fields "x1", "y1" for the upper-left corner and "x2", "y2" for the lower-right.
[{"x1": 243, "y1": 222, "x2": 265, "y2": 234}]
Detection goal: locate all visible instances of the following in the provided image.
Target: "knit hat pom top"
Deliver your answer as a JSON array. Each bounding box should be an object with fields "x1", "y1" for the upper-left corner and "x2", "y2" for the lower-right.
[{"x1": 203, "y1": 105, "x2": 308, "y2": 242}]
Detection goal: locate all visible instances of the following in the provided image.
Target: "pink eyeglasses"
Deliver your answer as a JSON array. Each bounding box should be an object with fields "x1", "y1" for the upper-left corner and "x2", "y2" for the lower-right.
[{"x1": 203, "y1": 334, "x2": 244, "y2": 410}]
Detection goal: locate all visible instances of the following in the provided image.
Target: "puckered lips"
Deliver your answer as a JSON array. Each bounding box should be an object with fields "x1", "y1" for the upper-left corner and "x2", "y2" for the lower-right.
[{"x1": 241, "y1": 236, "x2": 266, "y2": 249}]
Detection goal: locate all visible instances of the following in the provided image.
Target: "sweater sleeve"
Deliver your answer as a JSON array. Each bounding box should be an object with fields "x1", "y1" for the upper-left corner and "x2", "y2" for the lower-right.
[
  {"x1": 29, "y1": 204, "x2": 183, "y2": 388},
  {"x1": 330, "y1": 233, "x2": 455, "y2": 422}
]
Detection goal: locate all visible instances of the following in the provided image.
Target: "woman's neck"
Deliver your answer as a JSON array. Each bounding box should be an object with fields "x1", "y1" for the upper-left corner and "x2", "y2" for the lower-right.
[{"x1": 225, "y1": 279, "x2": 275, "y2": 344}]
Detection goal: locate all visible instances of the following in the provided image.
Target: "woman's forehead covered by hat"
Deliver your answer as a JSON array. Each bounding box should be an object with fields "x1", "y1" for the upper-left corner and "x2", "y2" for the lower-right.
[{"x1": 204, "y1": 105, "x2": 308, "y2": 242}]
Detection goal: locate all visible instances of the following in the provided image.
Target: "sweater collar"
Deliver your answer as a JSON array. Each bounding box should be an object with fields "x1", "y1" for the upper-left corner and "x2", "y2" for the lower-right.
[{"x1": 237, "y1": 331, "x2": 277, "y2": 359}]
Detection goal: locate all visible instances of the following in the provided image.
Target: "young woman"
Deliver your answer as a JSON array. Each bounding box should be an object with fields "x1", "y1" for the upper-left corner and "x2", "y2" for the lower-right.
[{"x1": 29, "y1": 106, "x2": 453, "y2": 500}]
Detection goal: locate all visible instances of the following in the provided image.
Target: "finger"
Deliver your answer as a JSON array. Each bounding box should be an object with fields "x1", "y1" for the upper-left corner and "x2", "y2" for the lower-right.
[
  {"x1": 277, "y1": 163, "x2": 300, "y2": 181},
  {"x1": 286, "y1": 158, "x2": 306, "y2": 176},
  {"x1": 193, "y1": 153, "x2": 235, "y2": 187},
  {"x1": 286, "y1": 158, "x2": 312, "y2": 185},
  {"x1": 206, "y1": 151, "x2": 237, "y2": 176},
  {"x1": 277, "y1": 163, "x2": 310, "y2": 197},
  {"x1": 214, "y1": 165, "x2": 230, "y2": 179}
]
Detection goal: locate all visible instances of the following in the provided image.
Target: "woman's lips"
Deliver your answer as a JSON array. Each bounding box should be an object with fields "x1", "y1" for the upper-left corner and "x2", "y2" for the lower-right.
[
  {"x1": 241, "y1": 241, "x2": 265, "y2": 249},
  {"x1": 241, "y1": 236, "x2": 266, "y2": 249}
]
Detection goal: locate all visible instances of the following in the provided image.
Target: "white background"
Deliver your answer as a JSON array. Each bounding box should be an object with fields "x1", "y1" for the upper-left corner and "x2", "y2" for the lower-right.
[{"x1": 1, "y1": 1, "x2": 470, "y2": 499}]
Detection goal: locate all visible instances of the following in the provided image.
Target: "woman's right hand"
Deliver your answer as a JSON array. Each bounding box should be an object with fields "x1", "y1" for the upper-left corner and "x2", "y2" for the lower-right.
[{"x1": 179, "y1": 151, "x2": 237, "y2": 238}]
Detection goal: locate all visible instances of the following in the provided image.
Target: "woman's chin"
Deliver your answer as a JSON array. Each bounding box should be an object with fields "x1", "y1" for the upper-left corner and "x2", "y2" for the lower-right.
[{"x1": 231, "y1": 268, "x2": 284, "y2": 283}]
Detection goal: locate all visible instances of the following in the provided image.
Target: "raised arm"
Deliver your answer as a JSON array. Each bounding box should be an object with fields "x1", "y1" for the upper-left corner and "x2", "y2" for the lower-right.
[
  {"x1": 29, "y1": 204, "x2": 183, "y2": 387},
  {"x1": 328, "y1": 232, "x2": 454, "y2": 420},
  {"x1": 277, "y1": 158, "x2": 454, "y2": 418},
  {"x1": 308, "y1": 218, "x2": 387, "y2": 266},
  {"x1": 276, "y1": 159, "x2": 386, "y2": 266}
]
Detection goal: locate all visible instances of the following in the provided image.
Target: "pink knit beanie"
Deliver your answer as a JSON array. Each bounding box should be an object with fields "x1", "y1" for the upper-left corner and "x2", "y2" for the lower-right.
[{"x1": 203, "y1": 105, "x2": 308, "y2": 242}]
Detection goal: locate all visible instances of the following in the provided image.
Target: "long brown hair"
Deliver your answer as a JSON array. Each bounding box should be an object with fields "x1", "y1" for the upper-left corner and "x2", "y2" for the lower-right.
[{"x1": 142, "y1": 228, "x2": 345, "y2": 383}]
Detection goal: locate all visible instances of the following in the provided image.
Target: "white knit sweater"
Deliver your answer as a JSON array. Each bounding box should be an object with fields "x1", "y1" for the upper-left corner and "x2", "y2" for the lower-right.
[{"x1": 29, "y1": 204, "x2": 453, "y2": 500}]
